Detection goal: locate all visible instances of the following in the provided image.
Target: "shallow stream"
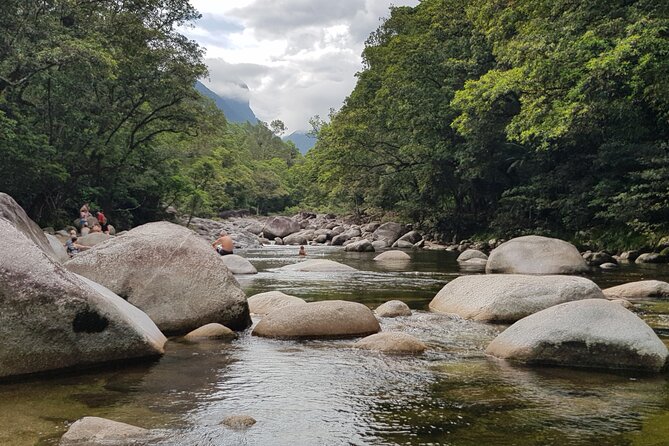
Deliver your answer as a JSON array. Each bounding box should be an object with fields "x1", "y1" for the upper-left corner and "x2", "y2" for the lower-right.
[{"x1": 3, "y1": 246, "x2": 669, "y2": 445}]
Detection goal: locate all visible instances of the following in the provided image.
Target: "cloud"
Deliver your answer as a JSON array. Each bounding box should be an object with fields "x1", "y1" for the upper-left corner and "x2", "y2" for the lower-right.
[{"x1": 184, "y1": 0, "x2": 419, "y2": 131}]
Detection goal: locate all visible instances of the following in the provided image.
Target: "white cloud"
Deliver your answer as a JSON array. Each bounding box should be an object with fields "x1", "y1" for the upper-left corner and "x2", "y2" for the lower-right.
[{"x1": 183, "y1": 0, "x2": 419, "y2": 132}]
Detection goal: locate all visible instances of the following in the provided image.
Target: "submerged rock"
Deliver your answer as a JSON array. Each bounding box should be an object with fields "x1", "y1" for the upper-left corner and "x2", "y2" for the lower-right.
[
  {"x1": 66, "y1": 222, "x2": 250, "y2": 335},
  {"x1": 486, "y1": 235, "x2": 589, "y2": 275},
  {"x1": 429, "y1": 274, "x2": 604, "y2": 323},
  {"x1": 353, "y1": 332, "x2": 426, "y2": 354},
  {"x1": 60, "y1": 417, "x2": 151, "y2": 445},
  {"x1": 603, "y1": 280, "x2": 669, "y2": 300},
  {"x1": 247, "y1": 291, "x2": 306, "y2": 315},
  {"x1": 375, "y1": 300, "x2": 412, "y2": 317},
  {"x1": 278, "y1": 259, "x2": 357, "y2": 272},
  {"x1": 184, "y1": 323, "x2": 236, "y2": 340},
  {"x1": 373, "y1": 250, "x2": 410, "y2": 261},
  {"x1": 221, "y1": 415, "x2": 256, "y2": 429},
  {"x1": 0, "y1": 219, "x2": 166, "y2": 379},
  {"x1": 253, "y1": 300, "x2": 380, "y2": 339},
  {"x1": 486, "y1": 299, "x2": 669, "y2": 372},
  {"x1": 220, "y1": 254, "x2": 257, "y2": 274}
]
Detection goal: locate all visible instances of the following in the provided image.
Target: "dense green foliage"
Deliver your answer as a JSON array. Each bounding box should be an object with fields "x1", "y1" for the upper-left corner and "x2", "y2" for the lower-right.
[
  {"x1": 302, "y1": 0, "x2": 669, "y2": 248},
  {"x1": 0, "y1": 0, "x2": 300, "y2": 228}
]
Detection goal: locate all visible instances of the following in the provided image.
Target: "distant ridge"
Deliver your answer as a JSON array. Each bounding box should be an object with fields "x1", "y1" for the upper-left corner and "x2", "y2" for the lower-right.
[
  {"x1": 195, "y1": 81, "x2": 258, "y2": 124},
  {"x1": 283, "y1": 131, "x2": 317, "y2": 154}
]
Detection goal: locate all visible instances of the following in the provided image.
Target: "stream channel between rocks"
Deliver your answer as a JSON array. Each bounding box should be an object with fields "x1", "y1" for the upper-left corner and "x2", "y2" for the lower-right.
[{"x1": 3, "y1": 246, "x2": 669, "y2": 446}]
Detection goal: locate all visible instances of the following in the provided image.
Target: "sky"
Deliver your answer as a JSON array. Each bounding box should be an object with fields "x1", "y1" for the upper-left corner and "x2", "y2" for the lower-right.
[{"x1": 183, "y1": 0, "x2": 419, "y2": 133}]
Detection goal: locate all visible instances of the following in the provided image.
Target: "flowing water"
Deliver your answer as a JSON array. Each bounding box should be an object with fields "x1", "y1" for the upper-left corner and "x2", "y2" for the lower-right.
[{"x1": 3, "y1": 246, "x2": 669, "y2": 446}]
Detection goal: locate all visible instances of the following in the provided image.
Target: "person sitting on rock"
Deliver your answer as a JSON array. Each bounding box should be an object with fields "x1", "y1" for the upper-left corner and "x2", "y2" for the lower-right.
[
  {"x1": 298, "y1": 245, "x2": 306, "y2": 256},
  {"x1": 96, "y1": 210, "x2": 110, "y2": 234},
  {"x1": 65, "y1": 230, "x2": 90, "y2": 257},
  {"x1": 212, "y1": 230, "x2": 234, "y2": 256},
  {"x1": 90, "y1": 223, "x2": 102, "y2": 233},
  {"x1": 80, "y1": 221, "x2": 90, "y2": 236}
]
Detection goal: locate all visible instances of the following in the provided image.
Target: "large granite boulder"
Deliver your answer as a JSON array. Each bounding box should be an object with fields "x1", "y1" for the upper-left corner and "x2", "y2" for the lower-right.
[
  {"x1": 395, "y1": 230, "x2": 422, "y2": 245},
  {"x1": 220, "y1": 254, "x2": 257, "y2": 274},
  {"x1": 353, "y1": 332, "x2": 426, "y2": 354},
  {"x1": 0, "y1": 192, "x2": 60, "y2": 261},
  {"x1": 457, "y1": 249, "x2": 488, "y2": 262},
  {"x1": 486, "y1": 299, "x2": 669, "y2": 372},
  {"x1": 278, "y1": 259, "x2": 357, "y2": 272},
  {"x1": 247, "y1": 291, "x2": 307, "y2": 315},
  {"x1": 253, "y1": 300, "x2": 380, "y2": 339},
  {"x1": 486, "y1": 235, "x2": 589, "y2": 275},
  {"x1": 344, "y1": 239, "x2": 375, "y2": 252},
  {"x1": 603, "y1": 280, "x2": 669, "y2": 300},
  {"x1": 332, "y1": 228, "x2": 361, "y2": 246},
  {"x1": 430, "y1": 275, "x2": 604, "y2": 322},
  {"x1": 59, "y1": 417, "x2": 152, "y2": 445},
  {"x1": 372, "y1": 222, "x2": 407, "y2": 247},
  {"x1": 46, "y1": 233, "x2": 70, "y2": 263},
  {"x1": 66, "y1": 222, "x2": 250, "y2": 334},
  {"x1": 283, "y1": 229, "x2": 315, "y2": 245},
  {"x1": 262, "y1": 216, "x2": 301, "y2": 239},
  {"x1": 636, "y1": 253, "x2": 668, "y2": 264},
  {"x1": 0, "y1": 219, "x2": 166, "y2": 379},
  {"x1": 373, "y1": 250, "x2": 410, "y2": 261}
]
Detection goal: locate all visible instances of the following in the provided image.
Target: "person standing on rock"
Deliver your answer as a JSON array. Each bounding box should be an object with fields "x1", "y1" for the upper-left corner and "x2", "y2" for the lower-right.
[
  {"x1": 96, "y1": 210, "x2": 110, "y2": 234},
  {"x1": 79, "y1": 203, "x2": 90, "y2": 227},
  {"x1": 212, "y1": 230, "x2": 234, "y2": 256}
]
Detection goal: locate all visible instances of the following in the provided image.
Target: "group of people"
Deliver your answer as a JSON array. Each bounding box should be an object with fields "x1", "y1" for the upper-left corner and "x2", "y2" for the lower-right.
[{"x1": 66, "y1": 203, "x2": 110, "y2": 257}]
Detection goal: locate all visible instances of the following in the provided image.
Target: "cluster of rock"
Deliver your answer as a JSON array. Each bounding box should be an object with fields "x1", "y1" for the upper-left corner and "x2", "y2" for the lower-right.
[
  {"x1": 0, "y1": 193, "x2": 250, "y2": 380},
  {"x1": 428, "y1": 233, "x2": 669, "y2": 373}
]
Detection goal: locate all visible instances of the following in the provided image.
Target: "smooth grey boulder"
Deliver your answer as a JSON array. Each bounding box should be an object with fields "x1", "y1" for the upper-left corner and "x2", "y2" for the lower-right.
[
  {"x1": 354, "y1": 332, "x2": 426, "y2": 354},
  {"x1": 373, "y1": 222, "x2": 407, "y2": 247},
  {"x1": 66, "y1": 222, "x2": 250, "y2": 334},
  {"x1": 247, "y1": 291, "x2": 306, "y2": 315},
  {"x1": 430, "y1": 274, "x2": 604, "y2": 322},
  {"x1": 59, "y1": 417, "x2": 151, "y2": 445},
  {"x1": 46, "y1": 233, "x2": 70, "y2": 263},
  {"x1": 371, "y1": 240, "x2": 387, "y2": 250},
  {"x1": 600, "y1": 262, "x2": 618, "y2": 269},
  {"x1": 262, "y1": 216, "x2": 301, "y2": 239},
  {"x1": 77, "y1": 232, "x2": 111, "y2": 247},
  {"x1": 332, "y1": 229, "x2": 361, "y2": 246},
  {"x1": 486, "y1": 235, "x2": 589, "y2": 275},
  {"x1": 396, "y1": 230, "x2": 422, "y2": 245},
  {"x1": 344, "y1": 239, "x2": 375, "y2": 252},
  {"x1": 393, "y1": 239, "x2": 416, "y2": 249},
  {"x1": 220, "y1": 254, "x2": 257, "y2": 274},
  {"x1": 278, "y1": 259, "x2": 357, "y2": 272},
  {"x1": 457, "y1": 249, "x2": 488, "y2": 262},
  {"x1": 253, "y1": 300, "x2": 380, "y2": 339},
  {"x1": 0, "y1": 219, "x2": 166, "y2": 379},
  {"x1": 362, "y1": 222, "x2": 381, "y2": 233},
  {"x1": 486, "y1": 299, "x2": 669, "y2": 372},
  {"x1": 636, "y1": 253, "x2": 667, "y2": 264},
  {"x1": 373, "y1": 250, "x2": 410, "y2": 261},
  {"x1": 375, "y1": 300, "x2": 412, "y2": 317},
  {"x1": 184, "y1": 323, "x2": 236, "y2": 340},
  {"x1": 283, "y1": 230, "x2": 314, "y2": 245},
  {"x1": 603, "y1": 280, "x2": 669, "y2": 300},
  {"x1": 0, "y1": 192, "x2": 60, "y2": 261}
]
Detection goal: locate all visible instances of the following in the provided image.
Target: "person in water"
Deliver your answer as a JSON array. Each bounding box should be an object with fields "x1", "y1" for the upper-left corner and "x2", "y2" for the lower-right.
[
  {"x1": 298, "y1": 245, "x2": 306, "y2": 256},
  {"x1": 212, "y1": 230, "x2": 234, "y2": 256}
]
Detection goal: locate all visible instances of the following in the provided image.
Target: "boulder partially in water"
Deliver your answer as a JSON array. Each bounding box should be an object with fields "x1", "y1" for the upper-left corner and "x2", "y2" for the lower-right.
[
  {"x1": 457, "y1": 249, "x2": 488, "y2": 262},
  {"x1": 0, "y1": 192, "x2": 60, "y2": 262},
  {"x1": 59, "y1": 417, "x2": 151, "y2": 445},
  {"x1": 66, "y1": 222, "x2": 250, "y2": 335},
  {"x1": 603, "y1": 280, "x2": 669, "y2": 300},
  {"x1": 486, "y1": 299, "x2": 669, "y2": 372},
  {"x1": 0, "y1": 219, "x2": 166, "y2": 379},
  {"x1": 429, "y1": 274, "x2": 604, "y2": 323},
  {"x1": 253, "y1": 300, "x2": 380, "y2": 339},
  {"x1": 248, "y1": 291, "x2": 306, "y2": 315},
  {"x1": 221, "y1": 415, "x2": 256, "y2": 429},
  {"x1": 353, "y1": 332, "x2": 426, "y2": 354},
  {"x1": 486, "y1": 235, "x2": 589, "y2": 275},
  {"x1": 278, "y1": 259, "x2": 357, "y2": 272},
  {"x1": 220, "y1": 254, "x2": 257, "y2": 274},
  {"x1": 184, "y1": 323, "x2": 236, "y2": 340},
  {"x1": 375, "y1": 300, "x2": 412, "y2": 317},
  {"x1": 373, "y1": 250, "x2": 410, "y2": 261}
]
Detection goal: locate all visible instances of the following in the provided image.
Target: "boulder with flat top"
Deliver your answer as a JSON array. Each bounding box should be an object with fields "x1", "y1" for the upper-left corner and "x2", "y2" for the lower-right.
[
  {"x1": 66, "y1": 222, "x2": 250, "y2": 334},
  {"x1": 603, "y1": 280, "x2": 669, "y2": 300},
  {"x1": 248, "y1": 291, "x2": 306, "y2": 315},
  {"x1": 278, "y1": 259, "x2": 356, "y2": 272},
  {"x1": 353, "y1": 332, "x2": 426, "y2": 354},
  {"x1": 220, "y1": 254, "x2": 257, "y2": 274},
  {"x1": 486, "y1": 235, "x2": 589, "y2": 275},
  {"x1": 59, "y1": 417, "x2": 152, "y2": 445}
]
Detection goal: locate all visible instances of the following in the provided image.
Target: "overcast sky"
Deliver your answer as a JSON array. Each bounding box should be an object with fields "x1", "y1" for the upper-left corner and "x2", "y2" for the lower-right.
[{"x1": 183, "y1": 0, "x2": 419, "y2": 132}]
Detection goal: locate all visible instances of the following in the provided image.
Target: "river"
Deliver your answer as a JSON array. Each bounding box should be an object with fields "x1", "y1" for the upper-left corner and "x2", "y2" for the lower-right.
[{"x1": 3, "y1": 246, "x2": 669, "y2": 445}]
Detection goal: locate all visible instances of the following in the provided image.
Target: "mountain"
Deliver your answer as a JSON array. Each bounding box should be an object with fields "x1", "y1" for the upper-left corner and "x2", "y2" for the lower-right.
[
  {"x1": 283, "y1": 131, "x2": 317, "y2": 154},
  {"x1": 195, "y1": 81, "x2": 258, "y2": 124}
]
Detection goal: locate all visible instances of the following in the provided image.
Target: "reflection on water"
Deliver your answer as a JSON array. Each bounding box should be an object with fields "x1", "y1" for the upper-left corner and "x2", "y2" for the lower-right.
[{"x1": 1, "y1": 245, "x2": 669, "y2": 445}]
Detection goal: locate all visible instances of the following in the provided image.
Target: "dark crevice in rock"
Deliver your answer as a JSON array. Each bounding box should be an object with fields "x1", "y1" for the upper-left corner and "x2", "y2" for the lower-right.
[{"x1": 72, "y1": 310, "x2": 109, "y2": 333}]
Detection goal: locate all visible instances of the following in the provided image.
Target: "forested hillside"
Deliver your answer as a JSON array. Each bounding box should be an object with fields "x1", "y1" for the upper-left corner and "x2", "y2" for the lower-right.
[
  {"x1": 0, "y1": 0, "x2": 301, "y2": 228},
  {"x1": 299, "y1": 0, "x2": 669, "y2": 249}
]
